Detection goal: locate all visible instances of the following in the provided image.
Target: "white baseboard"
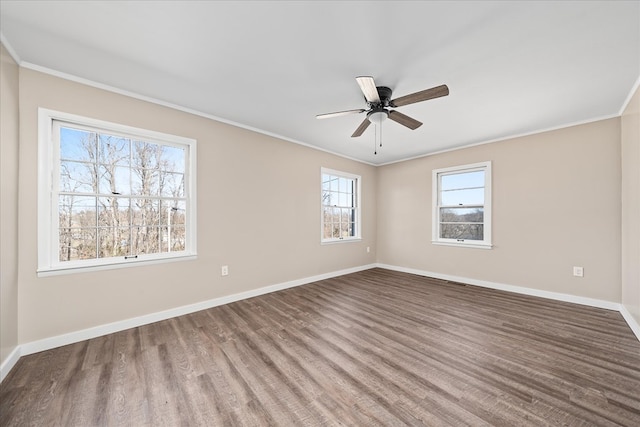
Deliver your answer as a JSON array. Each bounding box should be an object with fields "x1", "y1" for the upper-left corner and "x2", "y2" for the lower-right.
[
  {"x1": 0, "y1": 346, "x2": 21, "y2": 383},
  {"x1": 620, "y1": 304, "x2": 640, "y2": 341},
  {"x1": 377, "y1": 263, "x2": 622, "y2": 311},
  {"x1": 0, "y1": 263, "x2": 376, "y2": 383}
]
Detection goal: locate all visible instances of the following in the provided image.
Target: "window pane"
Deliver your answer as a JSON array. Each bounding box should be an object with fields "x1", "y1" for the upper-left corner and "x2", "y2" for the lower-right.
[
  {"x1": 132, "y1": 226, "x2": 160, "y2": 254},
  {"x1": 340, "y1": 208, "x2": 351, "y2": 223},
  {"x1": 440, "y1": 223, "x2": 484, "y2": 240},
  {"x1": 132, "y1": 199, "x2": 159, "y2": 226},
  {"x1": 339, "y1": 177, "x2": 347, "y2": 193},
  {"x1": 323, "y1": 221, "x2": 332, "y2": 240},
  {"x1": 98, "y1": 228, "x2": 131, "y2": 258},
  {"x1": 132, "y1": 141, "x2": 159, "y2": 170},
  {"x1": 99, "y1": 165, "x2": 131, "y2": 195},
  {"x1": 59, "y1": 228, "x2": 97, "y2": 261},
  {"x1": 441, "y1": 188, "x2": 484, "y2": 206},
  {"x1": 332, "y1": 223, "x2": 341, "y2": 239},
  {"x1": 322, "y1": 191, "x2": 332, "y2": 206},
  {"x1": 115, "y1": 166, "x2": 131, "y2": 194},
  {"x1": 59, "y1": 195, "x2": 96, "y2": 228},
  {"x1": 160, "y1": 226, "x2": 169, "y2": 253},
  {"x1": 98, "y1": 134, "x2": 130, "y2": 166},
  {"x1": 441, "y1": 170, "x2": 484, "y2": 191},
  {"x1": 163, "y1": 225, "x2": 186, "y2": 252},
  {"x1": 340, "y1": 221, "x2": 350, "y2": 238},
  {"x1": 131, "y1": 168, "x2": 159, "y2": 196},
  {"x1": 163, "y1": 200, "x2": 186, "y2": 226},
  {"x1": 60, "y1": 127, "x2": 97, "y2": 161},
  {"x1": 160, "y1": 145, "x2": 186, "y2": 174},
  {"x1": 98, "y1": 197, "x2": 130, "y2": 227},
  {"x1": 322, "y1": 206, "x2": 330, "y2": 221},
  {"x1": 160, "y1": 172, "x2": 185, "y2": 197},
  {"x1": 60, "y1": 161, "x2": 96, "y2": 193},
  {"x1": 330, "y1": 176, "x2": 339, "y2": 192},
  {"x1": 440, "y1": 208, "x2": 484, "y2": 223},
  {"x1": 333, "y1": 207, "x2": 342, "y2": 223}
]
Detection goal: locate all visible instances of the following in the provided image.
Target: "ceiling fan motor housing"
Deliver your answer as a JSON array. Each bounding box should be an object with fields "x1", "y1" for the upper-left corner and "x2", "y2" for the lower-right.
[{"x1": 372, "y1": 86, "x2": 392, "y2": 107}]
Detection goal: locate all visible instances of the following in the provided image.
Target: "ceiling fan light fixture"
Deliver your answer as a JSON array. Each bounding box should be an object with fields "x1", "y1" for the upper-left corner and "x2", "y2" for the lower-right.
[{"x1": 368, "y1": 110, "x2": 388, "y2": 126}]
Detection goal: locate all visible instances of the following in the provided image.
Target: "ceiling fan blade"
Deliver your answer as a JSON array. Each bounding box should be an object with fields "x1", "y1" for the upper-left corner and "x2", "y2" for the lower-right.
[
  {"x1": 316, "y1": 109, "x2": 366, "y2": 119},
  {"x1": 388, "y1": 110, "x2": 423, "y2": 130},
  {"x1": 390, "y1": 84, "x2": 449, "y2": 107},
  {"x1": 356, "y1": 76, "x2": 380, "y2": 104},
  {"x1": 351, "y1": 117, "x2": 371, "y2": 137}
]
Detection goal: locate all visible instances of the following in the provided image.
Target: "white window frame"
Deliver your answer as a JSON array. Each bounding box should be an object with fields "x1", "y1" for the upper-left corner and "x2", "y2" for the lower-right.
[
  {"x1": 37, "y1": 108, "x2": 197, "y2": 276},
  {"x1": 321, "y1": 167, "x2": 362, "y2": 244},
  {"x1": 432, "y1": 161, "x2": 492, "y2": 249}
]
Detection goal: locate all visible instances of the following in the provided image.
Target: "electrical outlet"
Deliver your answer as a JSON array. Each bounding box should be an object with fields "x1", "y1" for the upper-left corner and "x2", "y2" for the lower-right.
[
  {"x1": 367, "y1": 246, "x2": 370, "y2": 253},
  {"x1": 221, "y1": 265, "x2": 229, "y2": 276},
  {"x1": 573, "y1": 266, "x2": 583, "y2": 277}
]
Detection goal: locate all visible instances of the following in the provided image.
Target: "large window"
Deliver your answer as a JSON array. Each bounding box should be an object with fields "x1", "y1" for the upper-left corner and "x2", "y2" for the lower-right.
[
  {"x1": 38, "y1": 109, "x2": 197, "y2": 275},
  {"x1": 321, "y1": 168, "x2": 361, "y2": 243},
  {"x1": 432, "y1": 161, "x2": 491, "y2": 248}
]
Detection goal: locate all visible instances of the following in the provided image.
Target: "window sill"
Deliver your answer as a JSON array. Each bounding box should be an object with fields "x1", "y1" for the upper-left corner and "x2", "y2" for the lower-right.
[
  {"x1": 431, "y1": 241, "x2": 492, "y2": 250},
  {"x1": 321, "y1": 238, "x2": 362, "y2": 245},
  {"x1": 37, "y1": 253, "x2": 197, "y2": 277}
]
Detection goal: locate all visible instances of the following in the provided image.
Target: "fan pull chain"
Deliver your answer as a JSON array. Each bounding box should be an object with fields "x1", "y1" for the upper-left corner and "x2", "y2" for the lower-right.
[
  {"x1": 374, "y1": 125, "x2": 377, "y2": 155},
  {"x1": 373, "y1": 122, "x2": 383, "y2": 155}
]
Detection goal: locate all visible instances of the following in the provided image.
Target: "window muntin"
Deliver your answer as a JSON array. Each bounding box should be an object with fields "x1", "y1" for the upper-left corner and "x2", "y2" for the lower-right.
[
  {"x1": 39, "y1": 109, "x2": 196, "y2": 275},
  {"x1": 321, "y1": 168, "x2": 361, "y2": 242},
  {"x1": 433, "y1": 162, "x2": 491, "y2": 248}
]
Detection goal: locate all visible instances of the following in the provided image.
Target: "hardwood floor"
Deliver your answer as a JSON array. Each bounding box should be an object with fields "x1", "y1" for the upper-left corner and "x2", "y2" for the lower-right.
[{"x1": 2, "y1": 268, "x2": 639, "y2": 426}]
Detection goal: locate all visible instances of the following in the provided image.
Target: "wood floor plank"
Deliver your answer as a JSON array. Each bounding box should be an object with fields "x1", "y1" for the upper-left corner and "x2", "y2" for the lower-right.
[{"x1": 2, "y1": 268, "x2": 640, "y2": 426}]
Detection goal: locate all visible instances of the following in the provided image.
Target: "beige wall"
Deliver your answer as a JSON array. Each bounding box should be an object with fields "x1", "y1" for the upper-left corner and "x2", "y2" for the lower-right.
[
  {"x1": 1, "y1": 44, "x2": 20, "y2": 365},
  {"x1": 4, "y1": 61, "x2": 636, "y2": 367},
  {"x1": 17, "y1": 69, "x2": 376, "y2": 343},
  {"x1": 378, "y1": 118, "x2": 622, "y2": 302},
  {"x1": 622, "y1": 85, "x2": 640, "y2": 325}
]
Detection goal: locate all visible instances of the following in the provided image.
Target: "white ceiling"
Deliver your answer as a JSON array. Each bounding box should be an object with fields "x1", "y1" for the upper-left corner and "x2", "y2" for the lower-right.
[{"x1": 1, "y1": 1, "x2": 639, "y2": 165}]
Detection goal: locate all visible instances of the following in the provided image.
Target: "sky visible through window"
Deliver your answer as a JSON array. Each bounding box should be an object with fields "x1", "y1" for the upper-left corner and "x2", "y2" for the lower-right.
[
  {"x1": 440, "y1": 170, "x2": 484, "y2": 206},
  {"x1": 60, "y1": 126, "x2": 185, "y2": 173}
]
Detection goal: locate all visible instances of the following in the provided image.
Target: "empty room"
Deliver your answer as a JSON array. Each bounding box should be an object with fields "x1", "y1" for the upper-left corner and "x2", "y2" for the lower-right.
[{"x1": 1, "y1": 1, "x2": 639, "y2": 426}]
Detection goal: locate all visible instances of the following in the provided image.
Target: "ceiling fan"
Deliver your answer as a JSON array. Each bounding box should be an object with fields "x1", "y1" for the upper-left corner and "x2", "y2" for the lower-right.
[{"x1": 316, "y1": 76, "x2": 449, "y2": 138}]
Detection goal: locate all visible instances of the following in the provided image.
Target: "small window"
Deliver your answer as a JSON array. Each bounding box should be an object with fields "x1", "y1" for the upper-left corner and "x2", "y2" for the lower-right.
[
  {"x1": 321, "y1": 168, "x2": 361, "y2": 243},
  {"x1": 432, "y1": 161, "x2": 491, "y2": 248},
  {"x1": 38, "y1": 109, "x2": 197, "y2": 275}
]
